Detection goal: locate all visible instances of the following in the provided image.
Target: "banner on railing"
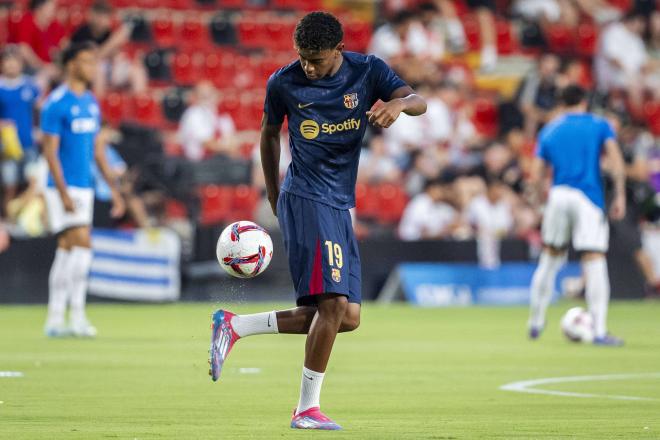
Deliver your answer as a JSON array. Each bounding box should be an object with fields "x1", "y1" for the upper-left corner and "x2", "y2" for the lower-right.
[
  {"x1": 379, "y1": 262, "x2": 582, "y2": 307},
  {"x1": 89, "y1": 228, "x2": 181, "y2": 302}
]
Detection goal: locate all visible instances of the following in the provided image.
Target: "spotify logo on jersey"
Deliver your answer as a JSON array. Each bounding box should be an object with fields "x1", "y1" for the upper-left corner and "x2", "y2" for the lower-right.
[{"x1": 300, "y1": 120, "x2": 320, "y2": 140}]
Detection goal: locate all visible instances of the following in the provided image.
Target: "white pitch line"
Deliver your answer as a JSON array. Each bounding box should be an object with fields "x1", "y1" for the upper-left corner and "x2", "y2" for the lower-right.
[
  {"x1": 0, "y1": 371, "x2": 24, "y2": 378},
  {"x1": 500, "y1": 373, "x2": 660, "y2": 401}
]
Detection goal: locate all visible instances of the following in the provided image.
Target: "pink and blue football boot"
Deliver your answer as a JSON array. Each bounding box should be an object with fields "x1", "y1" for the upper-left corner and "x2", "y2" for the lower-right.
[
  {"x1": 209, "y1": 309, "x2": 240, "y2": 382},
  {"x1": 291, "y1": 407, "x2": 342, "y2": 430}
]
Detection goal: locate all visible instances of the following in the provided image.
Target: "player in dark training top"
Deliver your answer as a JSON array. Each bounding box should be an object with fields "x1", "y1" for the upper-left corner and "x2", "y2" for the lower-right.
[{"x1": 209, "y1": 12, "x2": 426, "y2": 430}]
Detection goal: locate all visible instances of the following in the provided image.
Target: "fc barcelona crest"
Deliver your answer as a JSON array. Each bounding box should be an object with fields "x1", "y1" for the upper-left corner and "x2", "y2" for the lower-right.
[
  {"x1": 331, "y1": 268, "x2": 341, "y2": 283},
  {"x1": 343, "y1": 93, "x2": 358, "y2": 109}
]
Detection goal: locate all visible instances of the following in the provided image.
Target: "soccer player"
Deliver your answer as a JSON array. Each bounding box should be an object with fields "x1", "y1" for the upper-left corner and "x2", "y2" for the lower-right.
[
  {"x1": 209, "y1": 12, "x2": 426, "y2": 430},
  {"x1": 41, "y1": 42, "x2": 124, "y2": 337},
  {"x1": 0, "y1": 45, "x2": 41, "y2": 213},
  {"x1": 527, "y1": 85, "x2": 626, "y2": 346}
]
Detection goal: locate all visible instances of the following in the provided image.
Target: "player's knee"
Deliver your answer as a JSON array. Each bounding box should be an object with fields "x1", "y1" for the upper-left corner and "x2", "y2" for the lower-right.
[
  {"x1": 581, "y1": 251, "x2": 605, "y2": 262},
  {"x1": 343, "y1": 315, "x2": 360, "y2": 332},
  {"x1": 318, "y1": 294, "x2": 349, "y2": 321}
]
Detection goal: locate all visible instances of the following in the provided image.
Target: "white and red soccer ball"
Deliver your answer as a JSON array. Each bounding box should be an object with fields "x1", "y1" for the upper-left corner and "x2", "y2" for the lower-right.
[
  {"x1": 560, "y1": 307, "x2": 595, "y2": 343},
  {"x1": 216, "y1": 221, "x2": 273, "y2": 278}
]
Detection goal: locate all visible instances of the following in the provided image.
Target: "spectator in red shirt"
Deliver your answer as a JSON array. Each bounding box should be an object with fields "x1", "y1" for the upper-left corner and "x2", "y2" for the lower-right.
[{"x1": 15, "y1": 0, "x2": 64, "y2": 73}]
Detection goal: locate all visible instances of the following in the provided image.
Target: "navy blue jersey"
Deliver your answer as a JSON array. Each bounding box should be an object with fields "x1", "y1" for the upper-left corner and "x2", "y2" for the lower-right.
[
  {"x1": 537, "y1": 112, "x2": 616, "y2": 210},
  {"x1": 41, "y1": 85, "x2": 100, "y2": 189},
  {"x1": 0, "y1": 75, "x2": 40, "y2": 150},
  {"x1": 264, "y1": 52, "x2": 406, "y2": 209}
]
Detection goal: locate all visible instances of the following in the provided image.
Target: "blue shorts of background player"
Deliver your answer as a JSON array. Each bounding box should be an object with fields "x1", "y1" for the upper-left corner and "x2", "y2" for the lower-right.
[{"x1": 277, "y1": 190, "x2": 361, "y2": 306}]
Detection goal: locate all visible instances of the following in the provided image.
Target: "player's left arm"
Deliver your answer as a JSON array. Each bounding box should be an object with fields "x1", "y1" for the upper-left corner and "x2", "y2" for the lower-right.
[
  {"x1": 604, "y1": 138, "x2": 626, "y2": 221},
  {"x1": 367, "y1": 86, "x2": 427, "y2": 129},
  {"x1": 94, "y1": 128, "x2": 126, "y2": 219}
]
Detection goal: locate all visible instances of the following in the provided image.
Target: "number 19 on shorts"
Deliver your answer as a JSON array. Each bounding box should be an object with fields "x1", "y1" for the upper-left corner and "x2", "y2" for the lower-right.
[{"x1": 324, "y1": 241, "x2": 343, "y2": 268}]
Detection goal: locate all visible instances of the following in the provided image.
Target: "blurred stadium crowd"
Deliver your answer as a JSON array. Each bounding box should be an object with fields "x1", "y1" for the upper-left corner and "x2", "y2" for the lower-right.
[{"x1": 0, "y1": 0, "x2": 658, "y2": 262}]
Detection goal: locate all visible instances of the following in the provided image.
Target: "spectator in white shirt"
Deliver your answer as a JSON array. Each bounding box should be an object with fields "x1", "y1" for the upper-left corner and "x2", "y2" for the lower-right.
[
  {"x1": 178, "y1": 81, "x2": 237, "y2": 162},
  {"x1": 399, "y1": 176, "x2": 458, "y2": 241},
  {"x1": 358, "y1": 135, "x2": 402, "y2": 184},
  {"x1": 467, "y1": 177, "x2": 514, "y2": 268},
  {"x1": 595, "y1": 11, "x2": 652, "y2": 108}
]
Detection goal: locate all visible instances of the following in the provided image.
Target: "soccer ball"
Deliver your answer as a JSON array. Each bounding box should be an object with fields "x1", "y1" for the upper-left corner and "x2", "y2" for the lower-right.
[
  {"x1": 560, "y1": 307, "x2": 595, "y2": 343},
  {"x1": 216, "y1": 221, "x2": 273, "y2": 278}
]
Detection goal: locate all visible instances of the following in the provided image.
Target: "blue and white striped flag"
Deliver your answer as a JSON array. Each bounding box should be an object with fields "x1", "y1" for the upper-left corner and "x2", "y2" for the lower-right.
[{"x1": 89, "y1": 228, "x2": 181, "y2": 301}]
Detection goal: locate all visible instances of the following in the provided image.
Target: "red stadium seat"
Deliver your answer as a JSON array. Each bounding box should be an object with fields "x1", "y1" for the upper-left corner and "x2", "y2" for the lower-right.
[
  {"x1": 100, "y1": 92, "x2": 125, "y2": 126},
  {"x1": 199, "y1": 185, "x2": 232, "y2": 225},
  {"x1": 179, "y1": 15, "x2": 210, "y2": 50},
  {"x1": 152, "y1": 16, "x2": 176, "y2": 47},
  {"x1": 218, "y1": 90, "x2": 240, "y2": 117},
  {"x1": 237, "y1": 19, "x2": 263, "y2": 48},
  {"x1": 546, "y1": 24, "x2": 575, "y2": 55},
  {"x1": 643, "y1": 101, "x2": 660, "y2": 136},
  {"x1": 264, "y1": 21, "x2": 290, "y2": 51},
  {"x1": 230, "y1": 185, "x2": 259, "y2": 221},
  {"x1": 461, "y1": 15, "x2": 481, "y2": 51},
  {"x1": 7, "y1": 9, "x2": 25, "y2": 43},
  {"x1": 472, "y1": 97, "x2": 499, "y2": 138},
  {"x1": 496, "y1": 20, "x2": 517, "y2": 54},
  {"x1": 272, "y1": 0, "x2": 321, "y2": 10},
  {"x1": 131, "y1": 93, "x2": 164, "y2": 127},
  {"x1": 172, "y1": 52, "x2": 197, "y2": 86},
  {"x1": 376, "y1": 184, "x2": 408, "y2": 224},
  {"x1": 576, "y1": 22, "x2": 598, "y2": 57},
  {"x1": 344, "y1": 20, "x2": 372, "y2": 53},
  {"x1": 166, "y1": 199, "x2": 188, "y2": 219},
  {"x1": 355, "y1": 183, "x2": 379, "y2": 220},
  {"x1": 220, "y1": 0, "x2": 246, "y2": 7},
  {"x1": 231, "y1": 55, "x2": 256, "y2": 89}
]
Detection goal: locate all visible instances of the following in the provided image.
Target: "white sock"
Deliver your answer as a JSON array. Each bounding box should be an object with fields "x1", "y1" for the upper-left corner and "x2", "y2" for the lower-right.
[
  {"x1": 46, "y1": 248, "x2": 70, "y2": 328},
  {"x1": 529, "y1": 251, "x2": 565, "y2": 329},
  {"x1": 68, "y1": 246, "x2": 93, "y2": 326},
  {"x1": 231, "y1": 311, "x2": 278, "y2": 337},
  {"x1": 296, "y1": 366, "x2": 325, "y2": 415},
  {"x1": 583, "y1": 257, "x2": 610, "y2": 338}
]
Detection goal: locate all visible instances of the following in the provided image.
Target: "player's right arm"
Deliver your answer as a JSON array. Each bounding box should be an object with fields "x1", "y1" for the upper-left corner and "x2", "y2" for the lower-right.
[
  {"x1": 604, "y1": 138, "x2": 626, "y2": 221},
  {"x1": 260, "y1": 115, "x2": 282, "y2": 216},
  {"x1": 41, "y1": 97, "x2": 74, "y2": 213},
  {"x1": 260, "y1": 74, "x2": 287, "y2": 216},
  {"x1": 42, "y1": 134, "x2": 74, "y2": 212}
]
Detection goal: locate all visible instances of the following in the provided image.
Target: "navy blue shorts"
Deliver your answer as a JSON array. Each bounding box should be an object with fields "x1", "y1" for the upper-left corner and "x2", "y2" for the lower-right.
[{"x1": 277, "y1": 191, "x2": 361, "y2": 306}]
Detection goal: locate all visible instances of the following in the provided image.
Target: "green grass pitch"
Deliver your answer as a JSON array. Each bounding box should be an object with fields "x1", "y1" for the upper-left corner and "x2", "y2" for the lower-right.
[{"x1": 1, "y1": 301, "x2": 659, "y2": 439}]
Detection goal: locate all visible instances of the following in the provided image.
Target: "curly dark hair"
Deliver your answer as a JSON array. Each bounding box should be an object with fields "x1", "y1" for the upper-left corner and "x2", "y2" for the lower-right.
[
  {"x1": 294, "y1": 11, "x2": 343, "y2": 52},
  {"x1": 61, "y1": 41, "x2": 97, "y2": 66}
]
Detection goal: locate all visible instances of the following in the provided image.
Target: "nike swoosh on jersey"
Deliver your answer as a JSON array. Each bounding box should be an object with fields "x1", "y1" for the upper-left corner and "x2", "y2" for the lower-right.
[{"x1": 297, "y1": 102, "x2": 314, "y2": 109}]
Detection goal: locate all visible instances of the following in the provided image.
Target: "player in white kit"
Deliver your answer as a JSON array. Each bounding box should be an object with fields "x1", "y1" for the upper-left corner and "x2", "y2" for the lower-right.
[
  {"x1": 527, "y1": 85, "x2": 626, "y2": 346},
  {"x1": 41, "y1": 42, "x2": 124, "y2": 337}
]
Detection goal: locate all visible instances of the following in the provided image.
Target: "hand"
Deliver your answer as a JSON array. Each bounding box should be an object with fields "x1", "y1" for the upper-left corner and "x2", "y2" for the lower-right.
[
  {"x1": 0, "y1": 225, "x2": 9, "y2": 253},
  {"x1": 61, "y1": 192, "x2": 75, "y2": 213},
  {"x1": 110, "y1": 190, "x2": 126, "y2": 219},
  {"x1": 366, "y1": 99, "x2": 405, "y2": 129},
  {"x1": 609, "y1": 194, "x2": 626, "y2": 221},
  {"x1": 268, "y1": 191, "x2": 279, "y2": 217}
]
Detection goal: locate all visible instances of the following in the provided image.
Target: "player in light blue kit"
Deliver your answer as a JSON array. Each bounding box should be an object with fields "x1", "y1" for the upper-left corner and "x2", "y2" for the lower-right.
[
  {"x1": 41, "y1": 42, "x2": 124, "y2": 337},
  {"x1": 527, "y1": 85, "x2": 626, "y2": 346},
  {"x1": 0, "y1": 45, "x2": 41, "y2": 211}
]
